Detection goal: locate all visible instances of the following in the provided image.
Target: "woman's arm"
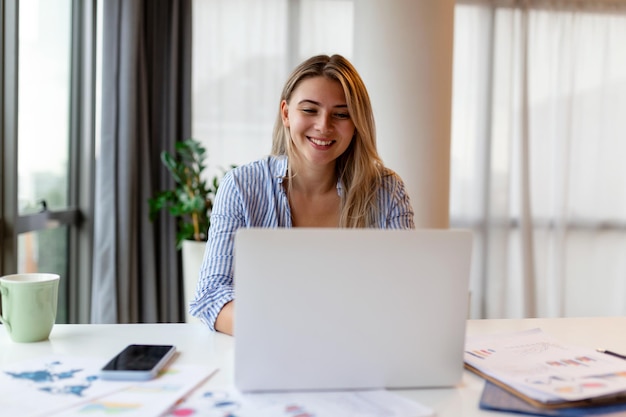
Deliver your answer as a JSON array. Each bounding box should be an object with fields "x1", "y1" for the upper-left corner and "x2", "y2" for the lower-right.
[
  {"x1": 188, "y1": 172, "x2": 243, "y2": 332},
  {"x1": 189, "y1": 157, "x2": 288, "y2": 333}
]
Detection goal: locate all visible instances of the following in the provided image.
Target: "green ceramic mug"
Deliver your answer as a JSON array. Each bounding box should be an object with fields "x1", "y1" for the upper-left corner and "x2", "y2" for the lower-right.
[{"x1": 0, "y1": 273, "x2": 60, "y2": 343}]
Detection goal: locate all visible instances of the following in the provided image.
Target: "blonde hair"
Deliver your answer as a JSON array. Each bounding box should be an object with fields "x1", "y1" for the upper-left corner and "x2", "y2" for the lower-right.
[{"x1": 271, "y1": 54, "x2": 390, "y2": 228}]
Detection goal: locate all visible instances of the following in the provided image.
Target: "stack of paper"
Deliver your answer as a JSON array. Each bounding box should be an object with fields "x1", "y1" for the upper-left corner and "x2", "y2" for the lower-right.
[
  {"x1": 480, "y1": 381, "x2": 626, "y2": 416},
  {"x1": 465, "y1": 328, "x2": 626, "y2": 409}
]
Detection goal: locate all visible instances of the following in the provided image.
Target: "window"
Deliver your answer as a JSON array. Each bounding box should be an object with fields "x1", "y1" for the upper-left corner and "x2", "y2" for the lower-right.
[
  {"x1": 0, "y1": 0, "x2": 96, "y2": 323},
  {"x1": 450, "y1": 3, "x2": 626, "y2": 318}
]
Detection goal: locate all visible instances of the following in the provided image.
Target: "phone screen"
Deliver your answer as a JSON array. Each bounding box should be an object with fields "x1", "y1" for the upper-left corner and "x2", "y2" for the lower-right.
[{"x1": 102, "y1": 344, "x2": 175, "y2": 372}]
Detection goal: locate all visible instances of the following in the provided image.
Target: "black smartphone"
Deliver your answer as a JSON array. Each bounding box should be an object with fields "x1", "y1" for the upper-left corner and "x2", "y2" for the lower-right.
[{"x1": 100, "y1": 344, "x2": 176, "y2": 381}]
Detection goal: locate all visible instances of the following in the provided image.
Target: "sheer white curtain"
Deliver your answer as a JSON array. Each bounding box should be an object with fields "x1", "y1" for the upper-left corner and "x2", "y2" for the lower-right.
[
  {"x1": 451, "y1": 1, "x2": 626, "y2": 319},
  {"x1": 191, "y1": 0, "x2": 353, "y2": 179}
]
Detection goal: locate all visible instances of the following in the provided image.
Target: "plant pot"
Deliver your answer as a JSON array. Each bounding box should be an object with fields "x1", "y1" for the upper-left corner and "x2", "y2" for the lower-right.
[{"x1": 181, "y1": 239, "x2": 207, "y2": 323}]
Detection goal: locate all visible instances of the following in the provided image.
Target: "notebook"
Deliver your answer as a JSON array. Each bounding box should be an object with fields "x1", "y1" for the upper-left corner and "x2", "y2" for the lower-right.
[{"x1": 233, "y1": 228, "x2": 473, "y2": 392}]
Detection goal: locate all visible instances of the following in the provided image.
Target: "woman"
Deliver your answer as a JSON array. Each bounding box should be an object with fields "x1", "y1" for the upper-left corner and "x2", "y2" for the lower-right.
[{"x1": 189, "y1": 54, "x2": 415, "y2": 335}]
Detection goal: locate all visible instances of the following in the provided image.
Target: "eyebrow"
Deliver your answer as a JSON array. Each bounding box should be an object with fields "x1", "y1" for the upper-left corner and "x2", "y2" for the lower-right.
[{"x1": 297, "y1": 99, "x2": 348, "y2": 109}]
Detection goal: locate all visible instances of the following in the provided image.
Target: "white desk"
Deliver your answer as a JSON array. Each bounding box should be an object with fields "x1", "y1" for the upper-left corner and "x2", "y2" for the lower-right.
[{"x1": 2, "y1": 317, "x2": 626, "y2": 416}]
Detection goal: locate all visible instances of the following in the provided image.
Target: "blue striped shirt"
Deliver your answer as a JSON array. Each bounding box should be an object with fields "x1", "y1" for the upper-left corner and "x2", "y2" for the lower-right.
[{"x1": 189, "y1": 154, "x2": 415, "y2": 330}]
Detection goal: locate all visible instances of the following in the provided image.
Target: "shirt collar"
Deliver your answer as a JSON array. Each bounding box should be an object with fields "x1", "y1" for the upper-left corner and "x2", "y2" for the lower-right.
[{"x1": 273, "y1": 155, "x2": 288, "y2": 184}]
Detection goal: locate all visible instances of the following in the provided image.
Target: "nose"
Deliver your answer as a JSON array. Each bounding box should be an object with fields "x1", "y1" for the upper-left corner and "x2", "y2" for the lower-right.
[{"x1": 315, "y1": 113, "x2": 333, "y2": 135}]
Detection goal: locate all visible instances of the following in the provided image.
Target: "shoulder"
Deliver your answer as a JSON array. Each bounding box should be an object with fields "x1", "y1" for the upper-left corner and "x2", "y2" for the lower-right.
[
  {"x1": 376, "y1": 168, "x2": 412, "y2": 204},
  {"x1": 219, "y1": 155, "x2": 287, "y2": 197},
  {"x1": 380, "y1": 167, "x2": 407, "y2": 191}
]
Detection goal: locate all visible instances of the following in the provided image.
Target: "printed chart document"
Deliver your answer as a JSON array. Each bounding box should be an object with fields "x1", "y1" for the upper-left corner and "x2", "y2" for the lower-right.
[
  {"x1": 167, "y1": 387, "x2": 435, "y2": 417},
  {"x1": 0, "y1": 355, "x2": 130, "y2": 417},
  {"x1": 50, "y1": 364, "x2": 215, "y2": 416},
  {"x1": 465, "y1": 328, "x2": 626, "y2": 408},
  {"x1": 0, "y1": 355, "x2": 215, "y2": 417}
]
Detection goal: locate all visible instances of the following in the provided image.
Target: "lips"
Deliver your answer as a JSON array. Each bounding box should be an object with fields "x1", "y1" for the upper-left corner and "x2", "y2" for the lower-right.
[{"x1": 308, "y1": 137, "x2": 334, "y2": 147}]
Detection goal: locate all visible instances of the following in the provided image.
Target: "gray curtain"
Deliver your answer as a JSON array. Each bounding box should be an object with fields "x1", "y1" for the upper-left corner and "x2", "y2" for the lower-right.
[{"x1": 92, "y1": 0, "x2": 192, "y2": 323}]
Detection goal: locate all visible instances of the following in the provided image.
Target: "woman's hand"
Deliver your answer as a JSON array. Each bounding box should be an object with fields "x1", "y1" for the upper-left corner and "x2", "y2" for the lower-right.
[{"x1": 215, "y1": 301, "x2": 234, "y2": 335}]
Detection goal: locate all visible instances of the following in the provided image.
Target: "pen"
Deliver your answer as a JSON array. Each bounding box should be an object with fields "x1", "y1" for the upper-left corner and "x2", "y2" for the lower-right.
[{"x1": 596, "y1": 348, "x2": 626, "y2": 361}]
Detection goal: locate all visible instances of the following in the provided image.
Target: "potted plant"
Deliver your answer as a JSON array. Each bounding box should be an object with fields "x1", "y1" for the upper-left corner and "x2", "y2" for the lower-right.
[
  {"x1": 149, "y1": 139, "x2": 217, "y2": 249},
  {"x1": 149, "y1": 138, "x2": 233, "y2": 322}
]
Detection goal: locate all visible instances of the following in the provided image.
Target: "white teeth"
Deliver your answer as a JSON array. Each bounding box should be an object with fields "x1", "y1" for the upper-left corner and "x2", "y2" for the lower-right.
[{"x1": 310, "y1": 138, "x2": 333, "y2": 146}]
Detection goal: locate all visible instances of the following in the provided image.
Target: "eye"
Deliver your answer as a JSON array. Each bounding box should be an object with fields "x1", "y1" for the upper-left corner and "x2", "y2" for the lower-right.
[
  {"x1": 334, "y1": 112, "x2": 350, "y2": 120},
  {"x1": 300, "y1": 108, "x2": 317, "y2": 115}
]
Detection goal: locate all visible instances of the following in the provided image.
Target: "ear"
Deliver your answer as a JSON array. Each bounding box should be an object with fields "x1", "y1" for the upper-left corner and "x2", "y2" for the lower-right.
[{"x1": 280, "y1": 100, "x2": 290, "y2": 127}]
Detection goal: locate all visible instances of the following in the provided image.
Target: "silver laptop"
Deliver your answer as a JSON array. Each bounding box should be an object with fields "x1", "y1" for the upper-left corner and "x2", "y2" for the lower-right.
[{"x1": 233, "y1": 228, "x2": 472, "y2": 392}]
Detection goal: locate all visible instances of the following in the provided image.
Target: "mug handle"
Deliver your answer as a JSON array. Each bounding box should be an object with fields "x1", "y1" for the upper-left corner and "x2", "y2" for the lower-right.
[{"x1": 0, "y1": 285, "x2": 11, "y2": 333}]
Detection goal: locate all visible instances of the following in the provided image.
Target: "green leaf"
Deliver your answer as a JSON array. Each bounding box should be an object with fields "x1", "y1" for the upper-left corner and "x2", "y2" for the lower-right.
[{"x1": 148, "y1": 138, "x2": 236, "y2": 250}]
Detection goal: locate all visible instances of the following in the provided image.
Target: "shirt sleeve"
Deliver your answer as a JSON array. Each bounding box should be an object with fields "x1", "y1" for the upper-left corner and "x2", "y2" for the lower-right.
[{"x1": 188, "y1": 171, "x2": 244, "y2": 331}]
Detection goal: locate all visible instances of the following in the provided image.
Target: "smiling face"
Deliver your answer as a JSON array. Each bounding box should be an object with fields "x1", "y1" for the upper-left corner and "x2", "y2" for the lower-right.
[{"x1": 281, "y1": 76, "x2": 356, "y2": 170}]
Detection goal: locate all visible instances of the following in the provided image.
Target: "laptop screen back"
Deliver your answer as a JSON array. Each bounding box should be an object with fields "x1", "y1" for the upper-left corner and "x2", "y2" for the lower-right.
[{"x1": 233, "y1": 228, "x2": 472, "y2": 392}]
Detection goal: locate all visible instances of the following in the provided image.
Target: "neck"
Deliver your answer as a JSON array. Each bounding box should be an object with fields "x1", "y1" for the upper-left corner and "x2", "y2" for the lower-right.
[{"x1": 287, "y1": 156, "x2": 337, "y2": 195}]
